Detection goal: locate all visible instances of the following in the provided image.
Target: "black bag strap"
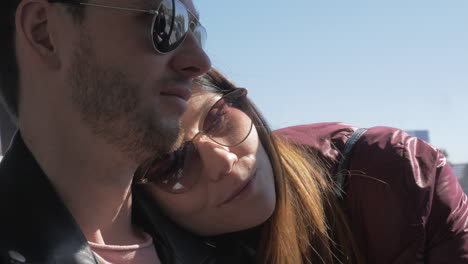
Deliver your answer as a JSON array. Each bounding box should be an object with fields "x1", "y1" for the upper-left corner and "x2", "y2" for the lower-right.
[{"x1": 334, "y1": 128, "x2": 368, "y2": 198}]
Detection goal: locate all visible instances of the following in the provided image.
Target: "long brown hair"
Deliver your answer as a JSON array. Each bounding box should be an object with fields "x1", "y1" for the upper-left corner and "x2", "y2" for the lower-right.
[{"x1": 197, "y1": 69, "x2": 363, "y2": 264}]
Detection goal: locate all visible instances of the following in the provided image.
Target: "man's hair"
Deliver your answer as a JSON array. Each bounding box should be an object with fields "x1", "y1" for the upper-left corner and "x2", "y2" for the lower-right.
[{"x1": 0, "y1": 0, "x2": 86, "y2": 119}]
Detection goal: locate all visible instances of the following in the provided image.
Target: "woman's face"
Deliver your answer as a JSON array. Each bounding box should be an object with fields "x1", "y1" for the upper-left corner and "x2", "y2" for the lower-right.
[{"x1": 145, "y1": 91, "x2": 276, "y2": 236}]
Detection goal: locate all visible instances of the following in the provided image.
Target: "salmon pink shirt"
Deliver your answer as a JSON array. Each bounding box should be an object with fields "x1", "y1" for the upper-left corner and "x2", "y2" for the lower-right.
[{"x1": 88, "y1": 233, "x2": 161, "y2": 264}]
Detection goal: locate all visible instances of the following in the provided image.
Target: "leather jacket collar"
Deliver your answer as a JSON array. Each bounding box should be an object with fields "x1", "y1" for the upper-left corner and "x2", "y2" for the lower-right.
[{"x1": 0, "y1": 133, "x2": 97, "y2": 263}]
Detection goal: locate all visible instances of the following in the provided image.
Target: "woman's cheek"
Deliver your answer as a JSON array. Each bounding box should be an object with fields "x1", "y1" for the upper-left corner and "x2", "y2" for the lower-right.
[{"x1": 241, "y1": 129, "x2": 261, "y2": 154}]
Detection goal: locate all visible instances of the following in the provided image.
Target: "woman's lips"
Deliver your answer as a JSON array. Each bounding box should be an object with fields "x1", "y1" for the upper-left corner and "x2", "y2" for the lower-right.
[{"x1": 217, "y1": 169, "x2": 258, "y2": 207}]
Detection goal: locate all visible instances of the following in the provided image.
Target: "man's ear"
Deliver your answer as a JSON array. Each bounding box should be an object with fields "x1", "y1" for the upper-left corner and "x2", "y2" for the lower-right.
[{"x1": 16, "y1": 0, "x2": 60, "y2": 69}]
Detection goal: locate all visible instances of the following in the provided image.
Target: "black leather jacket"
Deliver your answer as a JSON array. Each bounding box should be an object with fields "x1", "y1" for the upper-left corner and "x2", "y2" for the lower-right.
[
  {"x1": 0, "y1": 133, "x2": 253, "y2": 264},
  {"x1": 0, "y1": 133, "x2": 97, "y2": 263}
]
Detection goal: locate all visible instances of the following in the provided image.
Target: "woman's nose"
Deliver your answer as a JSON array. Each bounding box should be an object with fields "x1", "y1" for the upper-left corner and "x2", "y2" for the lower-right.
[{"x1": 194, "y1": 137, "x2": 238, "y2": 182}]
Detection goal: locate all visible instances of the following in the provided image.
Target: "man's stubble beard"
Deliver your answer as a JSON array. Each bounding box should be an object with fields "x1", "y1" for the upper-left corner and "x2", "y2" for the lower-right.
[{"x1": 67, "y1": 34, "x2": 183, "y2": 165}]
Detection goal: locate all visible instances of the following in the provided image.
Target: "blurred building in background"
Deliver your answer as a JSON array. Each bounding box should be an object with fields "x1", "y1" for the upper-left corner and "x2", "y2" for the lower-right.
[
  {"x1": 452, "y1": 163, "x2": 468, "y2": 194},
  {"x1": 406, "y1": 130, "x2": 430, "y2": 143},
  {"x1": 453, "y1": 164, "x2": 466, "y2": 179}
]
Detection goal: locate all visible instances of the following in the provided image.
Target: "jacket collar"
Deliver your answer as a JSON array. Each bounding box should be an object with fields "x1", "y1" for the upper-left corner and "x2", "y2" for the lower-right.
[{"x1": 0, "y1": 132, "x2": 97, "y2": 263}]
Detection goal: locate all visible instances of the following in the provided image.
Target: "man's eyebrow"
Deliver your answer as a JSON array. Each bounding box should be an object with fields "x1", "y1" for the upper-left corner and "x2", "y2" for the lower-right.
[
  {"x1": 142, "y1": 0, "x2": 163, "y2": 9},
  {"x1": 141, "y1": 0, "x2": 154, "y2": 6}
]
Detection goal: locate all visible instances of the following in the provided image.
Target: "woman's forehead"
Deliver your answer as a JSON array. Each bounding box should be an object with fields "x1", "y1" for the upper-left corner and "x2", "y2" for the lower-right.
[{"x1": 190, "y1": 92, "x2": 220, "y2": 109}]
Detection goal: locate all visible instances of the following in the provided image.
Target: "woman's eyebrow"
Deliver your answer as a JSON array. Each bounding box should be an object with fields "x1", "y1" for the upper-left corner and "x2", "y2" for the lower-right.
[{"x1": 191, "y1": 94, "x2": 220, "y2": 128}]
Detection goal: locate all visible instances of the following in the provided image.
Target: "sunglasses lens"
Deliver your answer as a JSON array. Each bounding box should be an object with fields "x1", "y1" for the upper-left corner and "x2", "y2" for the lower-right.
[
  {"x1": 192, "y1": 24, "x2": 207, "y2": 51},
  {"x1": 203, "y1": 89, "x2": 253, "y2": 146},
  {"x1": 153, "y1": 0, "x2": 192, "y2": 53},
  {"x1": 140, "y1": 142, "x2": 199, "y2": 193}
]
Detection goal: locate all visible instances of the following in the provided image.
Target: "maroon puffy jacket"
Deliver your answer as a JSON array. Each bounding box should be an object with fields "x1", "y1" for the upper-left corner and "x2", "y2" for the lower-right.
[{"x1": 275, "y1": 122, "x2": 468, "y2": 264}]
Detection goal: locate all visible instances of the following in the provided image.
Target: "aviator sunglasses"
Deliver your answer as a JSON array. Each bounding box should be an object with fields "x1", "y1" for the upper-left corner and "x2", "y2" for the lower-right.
[
  {"x1": 135, "y1": 88, "x2": 254, "y2": 194},
  {"x1": 48, "y1": 0, "x2": 207, "y2": 54}
]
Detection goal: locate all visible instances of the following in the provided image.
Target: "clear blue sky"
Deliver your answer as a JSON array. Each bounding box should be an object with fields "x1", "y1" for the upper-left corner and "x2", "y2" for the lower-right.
[{"x1": 197, "y1": 0, "x2": 468, "y2": 164}]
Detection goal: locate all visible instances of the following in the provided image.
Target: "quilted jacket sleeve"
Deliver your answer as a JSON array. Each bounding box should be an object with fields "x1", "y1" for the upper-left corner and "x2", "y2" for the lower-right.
[
  {"x1": 275, "y1": 123, "x2": 468, "y2": 263},
  {"x1": 345, "y1": 126, "x2": 468, "y2": 264},
  {"x1": 423, "y1": 150, "x2": 468, "y2": 263}
]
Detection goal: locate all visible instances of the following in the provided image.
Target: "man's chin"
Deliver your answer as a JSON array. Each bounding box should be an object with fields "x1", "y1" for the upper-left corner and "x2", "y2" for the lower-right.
[{"x1": 132, "y1": 120, "x2": 184, "y2": 164}]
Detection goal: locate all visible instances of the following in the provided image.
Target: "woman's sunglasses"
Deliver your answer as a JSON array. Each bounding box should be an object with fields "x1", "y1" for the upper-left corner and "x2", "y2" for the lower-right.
[
  {"x1": 48, "y1": 0, "x2": 206, "y2": 54},
  {"x1": 135, "y1": 88, "x2": 254, "y2": 194}
]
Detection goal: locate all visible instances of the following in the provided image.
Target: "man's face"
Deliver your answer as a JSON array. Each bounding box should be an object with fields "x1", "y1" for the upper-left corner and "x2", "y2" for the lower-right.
[{"x1": 60, "y1": 0, "x2": 210, "y2": 164}]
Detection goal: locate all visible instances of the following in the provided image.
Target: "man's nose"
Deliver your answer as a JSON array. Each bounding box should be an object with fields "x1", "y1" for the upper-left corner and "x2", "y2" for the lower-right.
[
  {"x1": 194, "y1": 137, "x2": 238, "y2": 182},
  {"x1": 169, "y1": 32, "x2": 211, "y2": 79}
]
